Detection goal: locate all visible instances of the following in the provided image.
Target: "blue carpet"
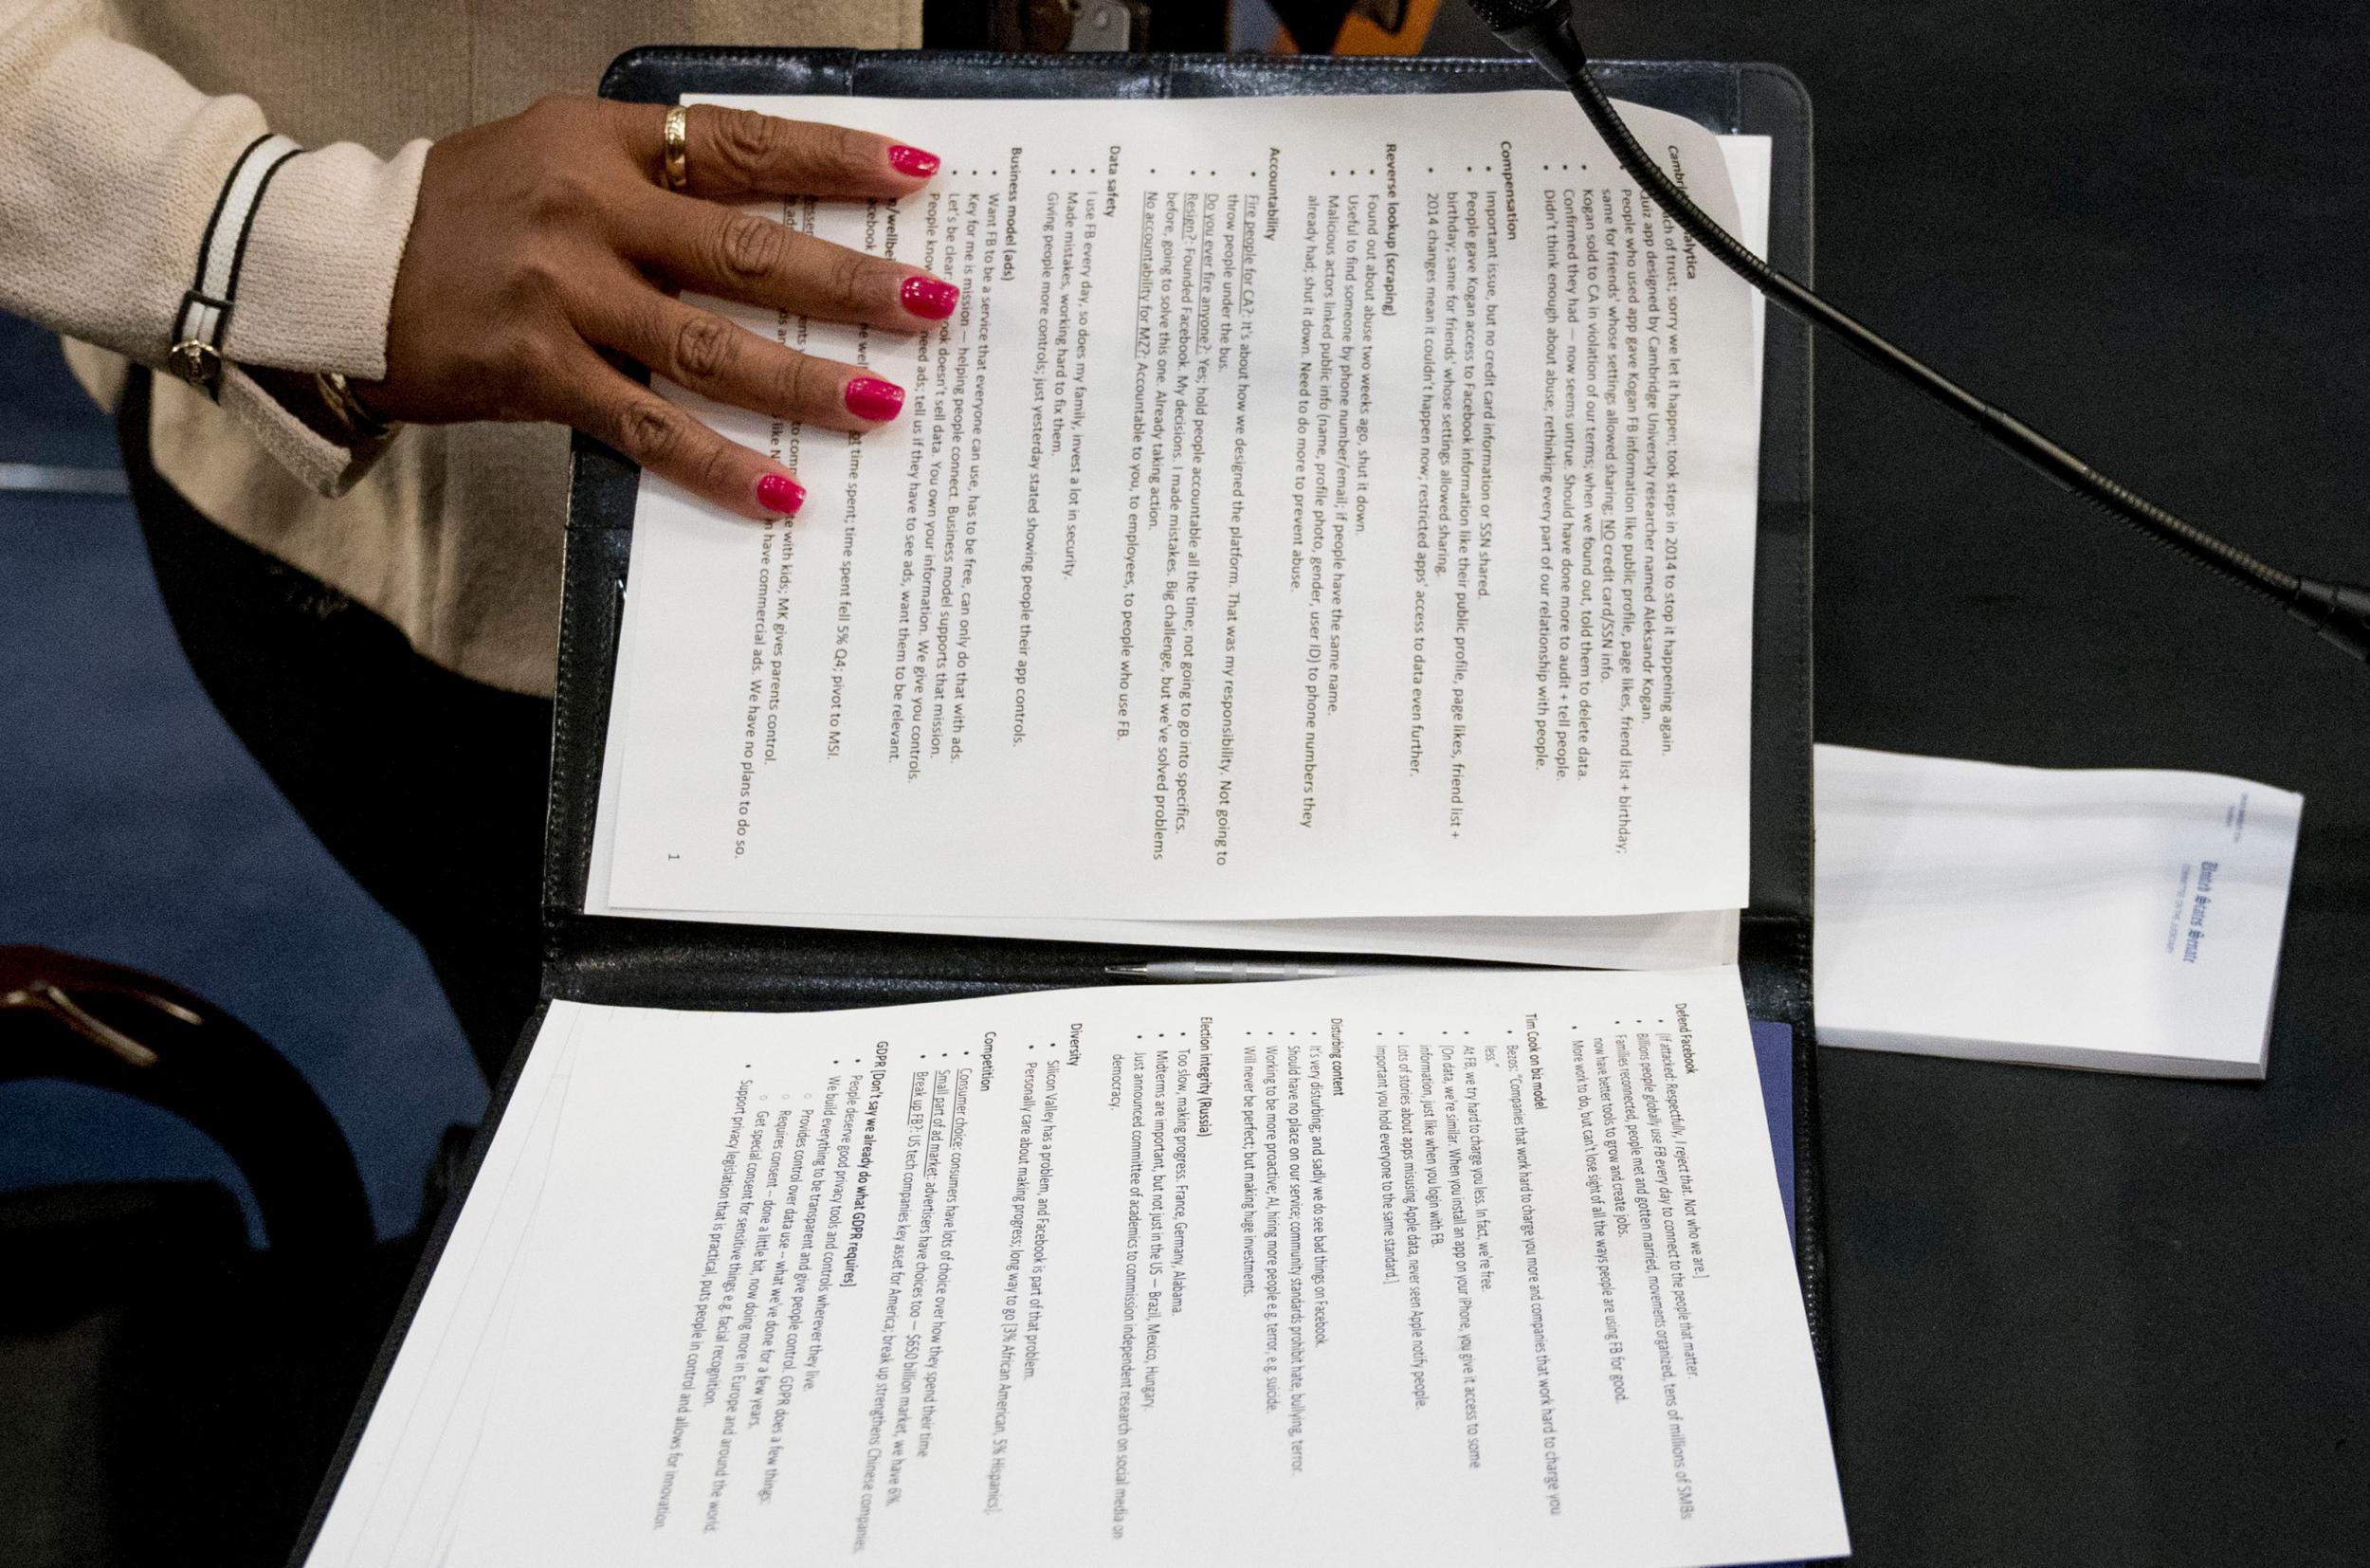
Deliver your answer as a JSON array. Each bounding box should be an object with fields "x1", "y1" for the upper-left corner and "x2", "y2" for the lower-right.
[{"x1": 0, "y1": 319, "x2": 484, "y2": 1240}]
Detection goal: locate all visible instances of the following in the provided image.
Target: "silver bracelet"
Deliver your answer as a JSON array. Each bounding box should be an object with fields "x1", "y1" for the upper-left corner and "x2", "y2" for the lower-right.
[{"x1": 313, "y1": 371, "x2": 398, "y2": 442}]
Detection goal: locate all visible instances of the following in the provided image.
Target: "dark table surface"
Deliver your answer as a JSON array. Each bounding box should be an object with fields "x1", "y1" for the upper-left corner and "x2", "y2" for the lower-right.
[{"x1": 1431, "y1": 2, "x2": 2370, "y2": 1562}]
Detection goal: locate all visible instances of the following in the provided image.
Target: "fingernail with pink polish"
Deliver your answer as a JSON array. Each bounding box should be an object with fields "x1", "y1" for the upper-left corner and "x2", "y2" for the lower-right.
[
  {"x1": 887, "y1": 144, "x2": 939, "y2": 178},
  {"x1": 845, "y1": 375, "x2": 906, "y2": 422},
  {"x1": 757, "y1": 473, "x2": 805, "y2": 517},
  {"x1": 901, "y1": 275, "x2": 960, "y2": 321}
]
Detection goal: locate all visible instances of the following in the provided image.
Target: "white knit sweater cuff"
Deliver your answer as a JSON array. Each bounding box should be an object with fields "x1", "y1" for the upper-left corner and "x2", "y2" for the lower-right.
[
  {"x1": 192, "y1": 137, "x2": 426, "y2": 494},
  {"x1": 212, "y1": 365, "x2": 376, "y2": 496},
  {"x1": 218, "y1": 137, "x2": 428, "y2": 379}
]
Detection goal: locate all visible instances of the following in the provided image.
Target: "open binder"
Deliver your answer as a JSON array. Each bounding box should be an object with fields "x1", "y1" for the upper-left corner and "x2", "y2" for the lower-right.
[{"x1": 294, "y1": 48, "x2": 1821, "y2": 1562}]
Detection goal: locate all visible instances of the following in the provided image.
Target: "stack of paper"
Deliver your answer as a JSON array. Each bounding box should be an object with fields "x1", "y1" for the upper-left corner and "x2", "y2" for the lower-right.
[
  {"x1": 1814, "y1": 744, "x2": 2302, "y2": 1078},
  {"x1": 302, "y1": 94, "x2": 1853, "y2": 1568},
  {"x1": 301, "y1": 968, "x2": 1847, "y2": 1567},
  {"x1": 585, "y1": 93, "x2": 1776, "y2": 971}
]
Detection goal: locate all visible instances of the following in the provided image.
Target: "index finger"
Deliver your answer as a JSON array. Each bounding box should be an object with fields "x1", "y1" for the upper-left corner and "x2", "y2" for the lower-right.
[{"x1": 629, "y1": 103, "x2": 939, "y2": 200}]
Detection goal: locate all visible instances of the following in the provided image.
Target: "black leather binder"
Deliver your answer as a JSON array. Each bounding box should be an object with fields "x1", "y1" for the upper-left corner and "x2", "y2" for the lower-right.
[{"x1": 293, "y1": 50, "x2": 1820, "y2": 1563}]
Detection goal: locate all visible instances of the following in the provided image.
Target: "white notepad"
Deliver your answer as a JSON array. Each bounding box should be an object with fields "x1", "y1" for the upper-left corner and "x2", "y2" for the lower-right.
[
  {"x1": 1814, "y1": 744, "x2": 2302, "y2": 1078},
  {"x1": 583, "y1": 94, "x2": 1776, "y2": 970},
  {"x1": 302, "y1": 967, "x2": 1845, "y2": 1567}
]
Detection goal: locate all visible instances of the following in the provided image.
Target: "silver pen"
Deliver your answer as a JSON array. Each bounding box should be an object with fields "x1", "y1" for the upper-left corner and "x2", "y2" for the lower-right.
[{"x1": 1105, "y1": 959, "x2": 1416, "y2": 983}]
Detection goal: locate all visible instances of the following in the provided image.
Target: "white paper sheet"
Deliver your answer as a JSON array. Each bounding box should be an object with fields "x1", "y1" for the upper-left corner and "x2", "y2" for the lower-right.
[
  {"x1": 307, "y1": 967, "x2": 1844, "y2": 1567},
  {"x1": 301, "y1": 1006, "x2": 588, "y2": 1563},
  {"x1": 586, "y1": 497, "x2": 1738, "y2": 965},
  {"x1": 595, "y1": 92, "x2": 1762, "y2": 930},
  {"x1": 1815, "y1": 744, "x2": 2303, "y2": 1077}
]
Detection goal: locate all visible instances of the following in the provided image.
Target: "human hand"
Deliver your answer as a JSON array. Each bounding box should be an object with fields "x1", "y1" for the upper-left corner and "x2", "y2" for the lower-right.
[{"x1": 362, "y1": 96, "x2": 956, "y2": 518}]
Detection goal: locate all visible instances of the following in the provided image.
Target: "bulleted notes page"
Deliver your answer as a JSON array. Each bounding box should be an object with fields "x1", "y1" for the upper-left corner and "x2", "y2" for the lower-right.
[
  {"x1": 305, "y1": 968, "x2": 1845, "y2": 1568},
  {"x1": 598, "y1": 92, "x2": 1760, "y2": 925}
]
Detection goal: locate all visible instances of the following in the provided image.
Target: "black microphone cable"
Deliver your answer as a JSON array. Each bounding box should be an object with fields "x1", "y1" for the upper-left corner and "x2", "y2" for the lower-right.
[{"x1": 1466, "y1": 0, "x2": 2370, "y2": 665}]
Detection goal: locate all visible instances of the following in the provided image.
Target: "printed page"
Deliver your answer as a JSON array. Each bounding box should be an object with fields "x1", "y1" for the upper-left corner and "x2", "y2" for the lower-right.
[
  {"x1": 307, "y1": 969, "x2": 1846, "y2": 1568},
  {"x1": 583, "y1": 135, "x2": 1771, "y2": 970},
  {"x1": 1816, "y1": 744, "x2": 2301, "y2": 1077},
  {"x1": 601, "y1": 92, "x2": 1761, "y2": 923}
]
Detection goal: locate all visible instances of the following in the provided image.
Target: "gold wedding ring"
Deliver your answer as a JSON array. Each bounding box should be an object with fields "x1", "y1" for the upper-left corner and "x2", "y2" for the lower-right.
[{"x1": 662, "y1": 104, "x2": 691, "y2": 193}]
